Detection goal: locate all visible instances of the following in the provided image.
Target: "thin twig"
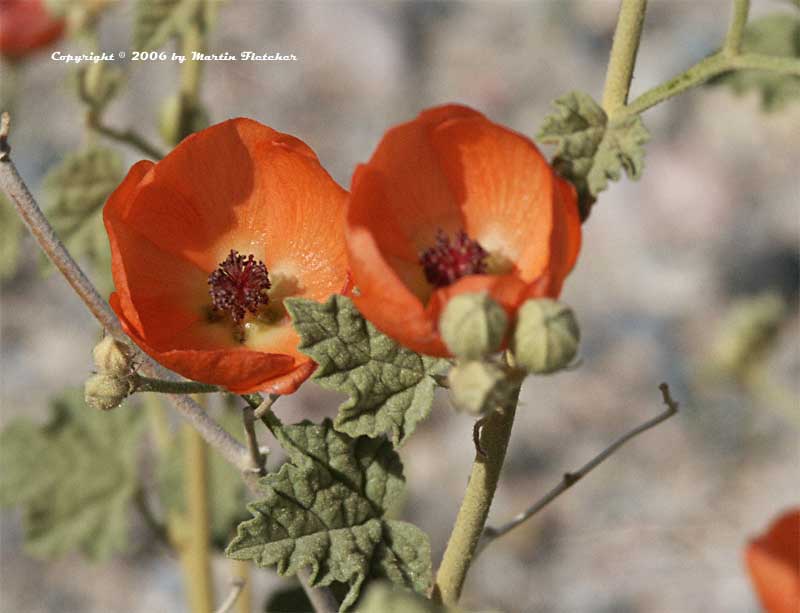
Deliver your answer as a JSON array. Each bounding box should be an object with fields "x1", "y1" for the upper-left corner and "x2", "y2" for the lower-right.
[
  {"x1": 134, "y1": 375, "x2": 220, "y2": 395},
  {"x1": 133, "y1": 487, "x2": 171, "y2": 550},
  {"x1": 253, "y1": 393, "x2": 279, "y2": 419},
  {"x1": 213, "y1": 578, "x2": 246, "y2": 613},
  {"x1": 87, "y1": 113, "x2": 165, "y2": 160},
  {"x1": 477, "y1": 383, "x2": 680, "y2": 556},
  {"x1": 242, "y1": 406, "x2": 267, "y2": 477},
  {"x1": 0, "y1": 113, "x2": 250, "y2": 473},
  {"x1": 298, "y1": 568, "x2": 340, "y2": 613}
]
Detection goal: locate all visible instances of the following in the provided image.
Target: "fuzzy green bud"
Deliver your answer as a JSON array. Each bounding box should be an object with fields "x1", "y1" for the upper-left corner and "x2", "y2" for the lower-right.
[
  {"x1": 92, "y1": 335, "x2": 134, "y2": 375},
  {"x1": 159, "y1": 94, "x2": 210, "y2": 147},
  {"x1": 439, "y1": 292, "x2": 508, "y2": 359},
  {"x1": 84, "y1": 373, "x2": 133, "y2": 411},
  {"x1": 448, "y1": 361, "x2": 514, "y2": 416},
  {"x1": 711, "y1": 292, "x2": 786, "y2": 378},
  {"x1": 512, "y1": 298, "x2": 580, "y2": 374}
]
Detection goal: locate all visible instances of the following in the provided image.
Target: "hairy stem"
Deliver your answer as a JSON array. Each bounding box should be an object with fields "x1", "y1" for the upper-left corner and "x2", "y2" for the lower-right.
[
  {"x1": 213, "y1": 578, "x2": 246, "y2": 613},
  {"x1": 601, "y1": 0, "x2": 648, "y2": 116},
  {"x1": 229, "y1": 561, "x2": 252, "y2": 613},
  {"x1": 184, "y1": 422, "x2": 215, "y2": 613},
  {"x1": 623, "y1": 52, "x2": 800, "y2": 117},
  {"x1": 177, "y1": 0, "x2": 206, "y2": 142},
  {"x1": 477, "y1": 383, "x2": 680, "y2": 555},
  {"x1": 432, "y1": 384, "x2": 522, "y2": 605},
  {"x1": 0, "y1": 113, "x2": 251, "y2": 473},
  {"x1": 723, "y1": 0, "x2": 750, "y2": 56},
  {"x1": 135, "y1": 376, "x2": 220, "y2": 395},
  {"x1": 86, "y1": 114, "x2": 165, "y2": 160},
  {"x1": 243, "y1": 406, "x2": 267, "y2": 477}
]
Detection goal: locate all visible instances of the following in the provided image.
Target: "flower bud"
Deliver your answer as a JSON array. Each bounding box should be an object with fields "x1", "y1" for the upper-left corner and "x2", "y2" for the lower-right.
[
  {"x1": 159, "y1": 94, "x2": 210, "y2": 147},
  {"x1": 439, "y1": 292, "x2": 508, "y2": 359},
  {"x1": 711, "y1": 292, "x2": 786, "y2": 378},
  {"x1": 92, "y1": 335, "x2": 133, "y2": 375},
  {"x1": 512, "y1": 298, "x2": 579, "y2": 374},
  {"x1": 84, "y1": 372, "x2": 133, "y2": 411},
  {"x1": 448, "y1": 361, "x2": 513, "y2": 416}
]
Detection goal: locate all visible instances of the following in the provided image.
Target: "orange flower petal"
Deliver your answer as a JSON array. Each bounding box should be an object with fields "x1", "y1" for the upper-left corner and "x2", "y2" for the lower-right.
[
  {"x1": 362, "y1": 105, "x2": 482, "y2": 252},
  {"x1": 429, "y1": 113, "x2": 555, "y2": 281},
  {"x1": 346, "y1": 105, "x2": 582, "y2": 357},
  {"x1": 348, "y1": 167, "x2": 439, "y2": 355},
  {"x1": 745, "y1": 508, "x2": 800, "y2": 613},
  {"x1": 105, "y1": 119, "x2": 349, "y2": 393}
]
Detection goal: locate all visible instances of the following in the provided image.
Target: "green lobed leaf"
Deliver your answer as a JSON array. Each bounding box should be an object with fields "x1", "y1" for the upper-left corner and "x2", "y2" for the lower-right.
[
  {"x1": 226, "y1": 419, "x2": 431, "y2": 612},
  {"x1": 285, "y1": 295, "x2": 450, "y2": 447},
  {"x1": 0, "y1": 390, "x2": 145, "y2": 560},
  {"x1": 710, "y1": 15, "x2": 800, "y2": 112},
  {"x1": 538, "y1": 91, "x2": 650, "y2": 220},
  {"x1": 42, "y1": 146, "x2": 123, "y2": 291},
  {"x1": 156, "y1": 408, "x2": 249, "y2": 547},
  {"x1": 133, "y1": 0, "x2": 198, "y2": 52},
  {"x1": 0, "y1": 193, "x2": 23, "y2": 280}
]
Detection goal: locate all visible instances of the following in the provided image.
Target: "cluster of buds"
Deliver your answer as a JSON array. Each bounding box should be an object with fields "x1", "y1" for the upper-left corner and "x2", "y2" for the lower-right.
[
  {"x1": 440, "y1": 293, "x2": 581, "y2": 416},
  {"x1": 84, "y1": 335, "x2": 136, "y2": 411}
]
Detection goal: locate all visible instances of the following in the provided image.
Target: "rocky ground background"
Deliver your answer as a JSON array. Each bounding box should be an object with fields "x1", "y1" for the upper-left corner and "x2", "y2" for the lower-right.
[{"x1": 1, "y1": 1, "x2": 798, "y2": 612}]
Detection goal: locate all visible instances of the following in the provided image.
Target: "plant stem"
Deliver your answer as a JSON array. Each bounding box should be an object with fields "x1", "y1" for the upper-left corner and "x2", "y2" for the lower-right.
[
  {"x1": 214, "y1": 578, "x2": 246, "y2": 613},
  {"x1": 622, "y1": 52, "x2": 800, "y2": 117},
  {"x1": 86, "y1": 114, "x2": 165, "y2": 160},
  {"x1": 432, "y1": 384, "x2": 521, "y2": 606},
  {"x1": 184, "y1": 421, "x2": 215, "y2": 613},
  {"x1": 601, "y1": 0, "x2": 648, "y2": 116},
  {"x1": 177, "y1": 0, "x2": 206, "y2": 142},
  {"x1": 230, "y1": 561, "x2": 252, "y2": 613},
  {"x1": 134, "y1": 486, "x2": 170, "y2": 546},
  {"x1": 243, "y1": 406, "x2": 267, "y2": 476},
  {"x1": 477, "y1": 383, "x2": 680, "y2": 556},
  {"x1": 0, "y1": 112, "x2": 251, "y2": 473},
  {"x1": 723, "y1": 0, "x2": 750, "y2": 57},
  {"x1": 135, "y1": 375, "x2": 220, "y2": 395}
]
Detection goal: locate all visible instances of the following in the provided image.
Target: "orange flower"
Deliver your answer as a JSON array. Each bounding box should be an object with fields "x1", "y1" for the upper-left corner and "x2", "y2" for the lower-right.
[
  {"x1": 0, "y1": 0, "x2": 65, "y2": 58},
  {"x1": 745, "y1": 508, "x2": 800, "y2": 613},
  {"x1": 104, "y1": 118, "x2": 349, "y2": 394},
  {"x1": 345, "y1": 105, "x2": 581, "y2": 356}
]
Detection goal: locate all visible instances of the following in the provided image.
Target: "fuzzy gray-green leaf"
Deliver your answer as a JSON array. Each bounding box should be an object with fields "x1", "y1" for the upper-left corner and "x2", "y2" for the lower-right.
[
  {"x1": 0, "y1": 390, "x2": 145, "y2": 560},
  {"x1": 42, "y1": 146, "x2": 123, "y2": 291},
  {"x1": 286, "y1": 295, "x2": 449, "y2": 446},
  {"x1": 226, "y1": 420, "x2": 430, "y2": 611},
  {"x1": 538, "y1": 91, "x2": 650, "y2": 220}
]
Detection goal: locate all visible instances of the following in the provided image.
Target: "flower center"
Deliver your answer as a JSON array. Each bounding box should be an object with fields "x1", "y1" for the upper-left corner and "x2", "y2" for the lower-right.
[
  {"x1": 208, "y1": 250, "x2": 271, "y2": 324},
  {"x1": 419, "y1": 229, "x2": 488, "y2": 288}
]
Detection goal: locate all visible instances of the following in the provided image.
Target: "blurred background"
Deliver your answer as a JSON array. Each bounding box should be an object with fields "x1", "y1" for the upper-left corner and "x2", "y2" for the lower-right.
[{"x1": 1, "y1": 1, "x2": 798, "y2": 612}]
